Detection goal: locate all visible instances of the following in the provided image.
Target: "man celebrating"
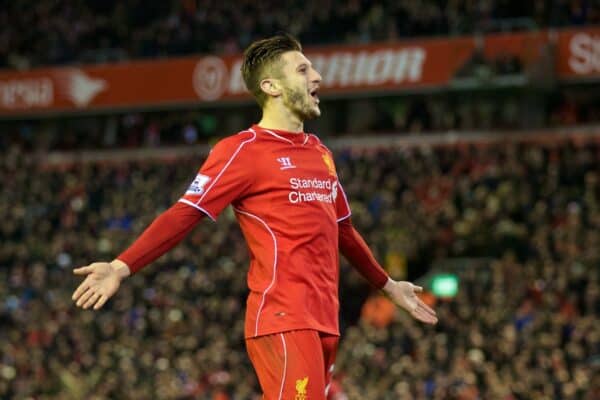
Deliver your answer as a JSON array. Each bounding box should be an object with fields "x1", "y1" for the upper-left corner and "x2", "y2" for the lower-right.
[{"x1": 72, "y1": 34, "x2": 437, "y2": 399}]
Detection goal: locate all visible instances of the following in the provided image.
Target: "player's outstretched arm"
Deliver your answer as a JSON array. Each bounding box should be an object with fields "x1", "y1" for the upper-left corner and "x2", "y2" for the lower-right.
[
  {"x1": 382, "y1": 279, "x2": 438, "y2": 325},
  {"x1": 338, "y1": 217, "x2": 437, "y2": 324},
  {"x1": 72, "y1": 201, "x2": 205, "y2": 310},
  {"x1": 72, "y1": 260, "x2": 130, "y2": 310}
]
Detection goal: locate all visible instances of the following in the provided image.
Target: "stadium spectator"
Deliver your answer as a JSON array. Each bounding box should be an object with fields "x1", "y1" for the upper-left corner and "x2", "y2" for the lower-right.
[
  {"x1": 1, "y1": 136, "x2": 598, "y2": 398},
  {"x1": 2, "y1": 91, "x2": 599, "y2": 152},
  {"x1": 0, "y1": 0, "x2": 598, "y2": 70}
]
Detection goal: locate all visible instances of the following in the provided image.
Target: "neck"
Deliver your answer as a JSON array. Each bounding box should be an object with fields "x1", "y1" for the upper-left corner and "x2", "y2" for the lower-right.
[{"x1": 258, "y1": 102, "x2": 304, "y2": 133}]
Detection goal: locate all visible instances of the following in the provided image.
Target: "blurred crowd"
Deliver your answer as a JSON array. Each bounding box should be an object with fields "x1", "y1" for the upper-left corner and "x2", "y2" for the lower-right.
[
  {"x1": 3, "y1": 89, "x2": 600, "y2": 152},
  {"x1": 1, "y1": 135, "x2": 598, "y2": 399},
  {"x1": 357, "y1": 91, "x2": 600, "y2": 135},
  {"x1": 334, "y1": 139, "x2": 599, "y2": 398},
  {"x1": 1, "y1": 0, "x2": 598, "y2": 70}
]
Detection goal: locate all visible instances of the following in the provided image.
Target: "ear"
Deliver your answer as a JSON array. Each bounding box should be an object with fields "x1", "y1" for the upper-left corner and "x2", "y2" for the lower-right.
[{"x1": 260, "y1": 78, "x2": 282, "y2": 98}]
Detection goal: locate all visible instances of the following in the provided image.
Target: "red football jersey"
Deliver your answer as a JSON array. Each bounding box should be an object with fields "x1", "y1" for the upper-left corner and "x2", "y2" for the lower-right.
[{"x1": 179, "y1": 125, "x2": 351, "y2": 338}]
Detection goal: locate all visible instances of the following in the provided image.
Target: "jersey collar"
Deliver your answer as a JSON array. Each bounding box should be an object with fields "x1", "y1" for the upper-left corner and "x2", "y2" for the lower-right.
[{"x1": 251, "y1": 125, "x2": 310, "y2": 145}]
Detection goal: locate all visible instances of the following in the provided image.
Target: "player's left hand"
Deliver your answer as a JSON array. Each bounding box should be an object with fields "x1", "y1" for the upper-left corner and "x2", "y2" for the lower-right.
[{"x1": 383, "y1": 279, "x2": 438, "y2": 325}]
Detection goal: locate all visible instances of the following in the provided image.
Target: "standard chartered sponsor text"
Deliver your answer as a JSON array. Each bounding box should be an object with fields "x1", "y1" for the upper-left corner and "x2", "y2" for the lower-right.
[
  {"x1": 288, "y1": 177, "x2": 337, "y2": 204},
  {"x1": 290, "y1": 177, "x2": 333, "y2": 190}
]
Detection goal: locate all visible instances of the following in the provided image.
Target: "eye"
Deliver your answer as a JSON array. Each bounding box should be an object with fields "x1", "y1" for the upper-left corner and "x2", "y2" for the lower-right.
[{"x1": 298, "y1": 66, "x2": 307, "y2": 74}]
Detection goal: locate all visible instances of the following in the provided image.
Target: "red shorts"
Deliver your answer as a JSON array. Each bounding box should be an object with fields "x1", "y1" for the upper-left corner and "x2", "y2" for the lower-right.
[{"x1": 246, "y1": 329, "x2": 339, "y2": 400}]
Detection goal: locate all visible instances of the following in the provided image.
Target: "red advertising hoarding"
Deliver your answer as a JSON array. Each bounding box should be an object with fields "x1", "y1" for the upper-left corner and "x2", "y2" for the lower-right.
[
  {"x1": 0, "y1": 27, "x2": 598, "y2": 116},
  {"x1": 556, "y1": 29, "x2": 600, "y2": 80}
]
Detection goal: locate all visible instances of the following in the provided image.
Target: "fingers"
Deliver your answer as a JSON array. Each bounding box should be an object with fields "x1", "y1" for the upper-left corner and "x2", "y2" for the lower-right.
[
  {"x1": 73, "y1": 265, "x2": 94, "y2": 275},
  {"x1": 412, "y1": 285, "x2": 423, "y2": 293},
  {"x1": 418, "y1": 304, "x2": 438, "y2": 323},
  {"x1": 412, "y1": 306, "x2": 438, "y2": 325},
  {"x1": 76, "y1": 286, "x2": 96, "y2": 308},
  {"x1": 83, "y1": 292, "x2": 101, "y2": 309},
  {"x1": 417, "y1": 303, "x2": 438, "y2": 323},
  {"x1": 73, "y1": 263, "x2": 113, "y2": 310},
  {"x1": 93, "y1": 295, "x2": 109, "y2": 310},
  {"x1": 72, "y1": 280, "x2": 90, "y2": 302},
  {"x1": 74, "y1": 284, "x2": 109, "y2": 310},
  {"x1": 416, "y1": 297, "x2": 437, "y2": 317}
]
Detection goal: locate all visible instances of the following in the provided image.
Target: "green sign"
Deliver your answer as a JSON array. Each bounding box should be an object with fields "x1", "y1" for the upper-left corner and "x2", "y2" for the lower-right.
[{"x1": 431, "y1": 274, "x2": 459, "y2": 298}]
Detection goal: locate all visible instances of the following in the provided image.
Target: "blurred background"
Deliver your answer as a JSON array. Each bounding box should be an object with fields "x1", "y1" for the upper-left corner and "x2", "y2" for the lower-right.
[{"x1": 1, "y1": 1, "x2": 599, "y2": 399}]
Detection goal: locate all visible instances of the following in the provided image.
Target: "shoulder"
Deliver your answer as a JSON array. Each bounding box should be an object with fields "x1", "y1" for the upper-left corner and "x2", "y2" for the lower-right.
[
  {"x1": 210, "y1": 130, "x2": 258, "y2": 156},
  {"x1": 309, "y1": 133, "x2": 332, "y2": 154},
  {"x1": 216, "y1": 129, "x2": 257, "y2": 148}
]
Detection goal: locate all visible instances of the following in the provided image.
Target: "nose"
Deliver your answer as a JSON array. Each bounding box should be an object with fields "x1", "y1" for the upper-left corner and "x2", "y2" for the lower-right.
[{"x1": 311, "y1": 67, "x2": 322, "y2": 84}]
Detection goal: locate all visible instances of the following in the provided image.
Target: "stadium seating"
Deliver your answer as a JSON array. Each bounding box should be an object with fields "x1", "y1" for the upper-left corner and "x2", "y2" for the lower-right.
[
  {"x1": 1, "y1": 137, "x2": 598, "y2": 398},
  {"x1": 2, "y1": 0, "x2": 598, "y2": 69}
]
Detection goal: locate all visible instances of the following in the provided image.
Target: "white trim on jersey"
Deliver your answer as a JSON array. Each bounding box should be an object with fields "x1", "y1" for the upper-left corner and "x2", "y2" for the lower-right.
[
  {"x1": 337, "y1": 212, "x2": 352, "y2": 222},
  {"x1": 308, "y1": 136, "x2": 353, "y2": 221},
  {"x1": 325, "y1": 363, "x2": 335, "y2": 396},
  {"x1": 195, "y1": 130, "x2": 256, "y2": 206},
  {"x1": 262, "y1": 129, "x2": 300, "y2": 145},
  {"x1": 316, "y1": 143, "x2": 331, "y2": 154},
  {"x1": 336, "y1": 181, "x2": 352, "y2": 222},
  {"x1": 278, "y1": 333, "x2": 288, "y2": 400},
  {"x1": 177, "y1": 199, "x2": 216, "y2": 221},
  {"x1": 233, "y1": 207, "x2": 278, "y2": 337},
  {"x1": 309, "y1": 133, "x2": 323, "y2": 145}
]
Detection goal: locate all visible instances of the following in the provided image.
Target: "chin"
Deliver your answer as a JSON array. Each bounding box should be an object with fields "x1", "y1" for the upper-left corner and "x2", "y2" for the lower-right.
[
  {"x1": 305, "y1": 106, "x2": 321, "y2": 119},
  {"x1": 303, "y1": 112, "x2": 320, "y2": 121},
  {"x1": 294, "y1": 109, "x2": 320, "y2": 121}
]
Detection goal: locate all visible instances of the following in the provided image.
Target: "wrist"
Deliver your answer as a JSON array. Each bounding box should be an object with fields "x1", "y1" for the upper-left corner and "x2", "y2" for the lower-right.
[
  {"x1": 382, "y1": 277, "x2": 395, "y2": 293},
  {"x1": 110, "y1": 259, "x2": 131, "y2": 280}
]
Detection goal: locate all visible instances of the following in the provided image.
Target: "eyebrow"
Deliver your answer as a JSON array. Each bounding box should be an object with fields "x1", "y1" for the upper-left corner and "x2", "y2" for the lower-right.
[{"x1": 297, "y1": 62, "x2": 312, "y2": 70}]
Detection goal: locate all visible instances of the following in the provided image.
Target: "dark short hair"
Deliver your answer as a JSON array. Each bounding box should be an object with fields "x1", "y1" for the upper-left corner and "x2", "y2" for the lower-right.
[{"x1": 241, "y1": 34, "x2": 302, "y2": 107}]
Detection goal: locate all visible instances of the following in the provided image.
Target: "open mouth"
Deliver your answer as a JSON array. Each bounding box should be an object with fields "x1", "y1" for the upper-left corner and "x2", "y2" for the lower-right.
[{"x1": 309, "y1": 88, "x2": 319, "y2": 103}]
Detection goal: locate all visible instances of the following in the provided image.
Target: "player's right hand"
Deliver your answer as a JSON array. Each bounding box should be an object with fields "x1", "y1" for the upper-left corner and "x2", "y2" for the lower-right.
[{"x1": 72, "y1": 260, "x2": 130, "y2": 310}]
